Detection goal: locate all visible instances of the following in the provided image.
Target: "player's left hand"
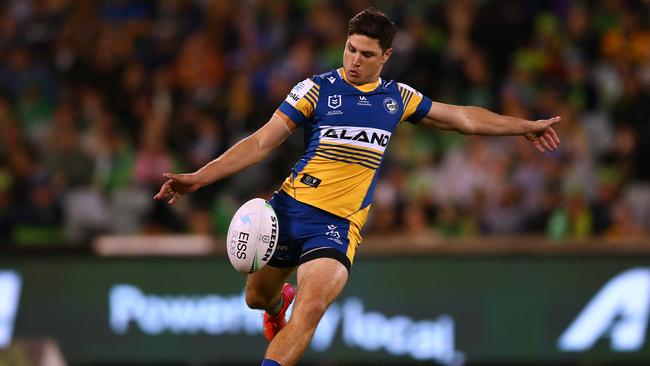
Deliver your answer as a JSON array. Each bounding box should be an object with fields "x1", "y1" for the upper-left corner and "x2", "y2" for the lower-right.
[{"x1": 524, "y1": 116, "x2": 561, "y2": 153}]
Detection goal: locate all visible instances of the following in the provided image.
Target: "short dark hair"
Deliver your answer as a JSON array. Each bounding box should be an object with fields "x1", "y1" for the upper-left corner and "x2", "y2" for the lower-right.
[{"x1": 347, "y1": 8, "x2": 396, "y2": 52}]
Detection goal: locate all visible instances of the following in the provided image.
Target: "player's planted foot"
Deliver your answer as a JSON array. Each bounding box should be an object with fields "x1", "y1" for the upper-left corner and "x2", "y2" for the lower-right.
[{"x1": 263, "y1": 283, "x2": 295, "y2": 341}]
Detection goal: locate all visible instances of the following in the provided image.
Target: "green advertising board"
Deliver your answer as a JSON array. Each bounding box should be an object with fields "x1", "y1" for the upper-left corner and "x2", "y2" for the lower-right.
[{"x1": 1, "y1": 255, "x2": 650, "y2": 365}]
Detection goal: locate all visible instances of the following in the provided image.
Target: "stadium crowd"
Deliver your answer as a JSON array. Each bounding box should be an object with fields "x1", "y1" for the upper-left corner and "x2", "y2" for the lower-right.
[{"x1": 0, "y1": 0, "x2": 648, "y2": 246}]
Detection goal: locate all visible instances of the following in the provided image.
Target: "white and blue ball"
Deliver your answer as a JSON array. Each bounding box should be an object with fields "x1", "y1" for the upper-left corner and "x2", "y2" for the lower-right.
[{"x1": 226, "y1": 198, "x2": 279, "y2": 273}]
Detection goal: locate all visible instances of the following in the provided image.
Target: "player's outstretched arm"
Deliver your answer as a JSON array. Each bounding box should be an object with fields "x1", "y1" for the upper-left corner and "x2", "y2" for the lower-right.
[
  {"x1": 154, "y1": 111, "x2": 294, "y2": 204},
  {"x1": 420, "y1": 101, "x2": 561, "y2": 153}
]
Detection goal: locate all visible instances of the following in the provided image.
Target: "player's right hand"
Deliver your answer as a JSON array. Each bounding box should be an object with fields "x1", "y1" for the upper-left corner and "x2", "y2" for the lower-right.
[{"x1": 153, "y1": 172, "x2": 203, "y2": 205}]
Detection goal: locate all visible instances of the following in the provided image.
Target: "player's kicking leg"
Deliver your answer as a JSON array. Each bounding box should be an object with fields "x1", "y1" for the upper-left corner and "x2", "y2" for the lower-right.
[
  {"x1": 262, "y1": 257, "x2": 348, "y2": 366},
  {"x1": 245, "y1": 264, "x2": 296, "y2": 340}
]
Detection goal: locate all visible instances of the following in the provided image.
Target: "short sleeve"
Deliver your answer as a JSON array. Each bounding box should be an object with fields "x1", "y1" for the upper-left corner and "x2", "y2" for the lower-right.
[
  {"x1": 277, "y1": 78, "x2": 321, "y2": 127},
  {"x1": 397, "y1": 83, "x2": 432, "y2": 124}
]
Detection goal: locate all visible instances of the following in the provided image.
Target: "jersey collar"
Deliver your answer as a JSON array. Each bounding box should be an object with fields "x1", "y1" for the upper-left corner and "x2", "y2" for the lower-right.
[{"x1": 337, "y1": 68, "x2": 381, "y2": 93}]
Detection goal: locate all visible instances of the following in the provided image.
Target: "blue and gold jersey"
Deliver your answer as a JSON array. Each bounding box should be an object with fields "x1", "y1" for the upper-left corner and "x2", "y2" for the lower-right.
[{"x1": 277, "y1": 68, "x2": 432, "y2": 232}]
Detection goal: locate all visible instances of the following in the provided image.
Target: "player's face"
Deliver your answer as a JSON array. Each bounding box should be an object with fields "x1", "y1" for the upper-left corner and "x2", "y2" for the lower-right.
[{"x1": 343, "y1": 34, "x2": 392, "y2": 85}]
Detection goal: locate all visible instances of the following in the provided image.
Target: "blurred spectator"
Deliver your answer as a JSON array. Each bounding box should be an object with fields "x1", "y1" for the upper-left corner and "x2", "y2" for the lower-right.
[
  {"x1": 547, "y1": 190, "x2": 593, "y2": 240},
  {"x1": 603, "y1": 198, "x2": 647, "y2": 241}
]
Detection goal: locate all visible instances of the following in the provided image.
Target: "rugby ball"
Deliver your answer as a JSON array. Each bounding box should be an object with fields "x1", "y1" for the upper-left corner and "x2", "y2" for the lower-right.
[{"x1": 226, "y1": 198, "x2": 279, "y2": 273}]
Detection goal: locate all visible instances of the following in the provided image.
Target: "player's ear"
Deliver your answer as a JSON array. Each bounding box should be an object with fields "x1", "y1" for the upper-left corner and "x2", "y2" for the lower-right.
[{"x1": 382, "y1": 48, "x2": 393, "y2": 63}]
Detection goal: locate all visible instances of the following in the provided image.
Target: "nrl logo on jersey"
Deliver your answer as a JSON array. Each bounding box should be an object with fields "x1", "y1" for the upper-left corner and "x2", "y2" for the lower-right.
[{"x1": 328, "y1": 95, "x2": 342, "y2": 109}]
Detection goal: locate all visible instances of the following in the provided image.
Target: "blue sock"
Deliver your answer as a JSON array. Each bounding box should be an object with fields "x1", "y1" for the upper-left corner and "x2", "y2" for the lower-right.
[{"x1": 261, "y1": 359, "x2": 281, "y2": 366}]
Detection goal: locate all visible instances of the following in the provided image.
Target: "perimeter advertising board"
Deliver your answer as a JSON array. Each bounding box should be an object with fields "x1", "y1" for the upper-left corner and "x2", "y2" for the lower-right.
[{"x1": 1, "y1": 256, "x2": 650, "y2": 364}]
